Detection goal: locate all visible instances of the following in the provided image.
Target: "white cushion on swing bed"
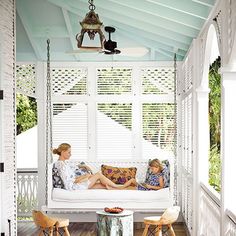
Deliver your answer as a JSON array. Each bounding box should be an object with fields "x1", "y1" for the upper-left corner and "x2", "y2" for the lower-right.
[
  {"x1": 53, "y1": 187, "x2": 169, "y2": 202},
  {"x1": 51, "y1": 187, "x2": 172, "y2": 210}
]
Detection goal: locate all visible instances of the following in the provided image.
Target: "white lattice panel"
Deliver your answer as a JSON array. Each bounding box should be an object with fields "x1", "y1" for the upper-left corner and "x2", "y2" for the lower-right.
[
  {"x1": 97, "y1": 68, "x2": 132, "y2": 95},
  {"x1": 52, "y1": 68, "x2": 87, "y2": 95},
  {"x1": 141, "y1": 67, "x2": 174, "y2": 95},
  {"x1": 16, "y1": 64, "x2": 36, "y2": 97}
]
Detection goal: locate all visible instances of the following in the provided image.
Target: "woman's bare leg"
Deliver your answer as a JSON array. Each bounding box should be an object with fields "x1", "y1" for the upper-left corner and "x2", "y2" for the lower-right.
[
  {"x1": 122, "y1": 178, "x2": 137, "y2": 188},
  {"x1": 90, "y1": 183, "x2": 106, "y2": 189},
  {"x1": 88, "y1": 172, "x2": 122, "y2": 189}
]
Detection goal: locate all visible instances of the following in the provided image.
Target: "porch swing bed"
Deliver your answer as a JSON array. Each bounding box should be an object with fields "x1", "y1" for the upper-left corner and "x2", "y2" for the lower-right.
[
  {"x1": 46, "y1": 159, "x2": 174, "y2": 212},
  {"x1": 43, "y1": 40, "x2": 176, "y2": 213}
]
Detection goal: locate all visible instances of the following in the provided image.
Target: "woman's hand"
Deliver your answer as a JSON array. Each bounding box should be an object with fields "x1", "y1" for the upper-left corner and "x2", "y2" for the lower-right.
[
  {"x1": 74, "y1": 174, "x2": 91, "y2": 184},
  {"x1": 145, "y1": 184, "x2": 153, "y2": 189}
]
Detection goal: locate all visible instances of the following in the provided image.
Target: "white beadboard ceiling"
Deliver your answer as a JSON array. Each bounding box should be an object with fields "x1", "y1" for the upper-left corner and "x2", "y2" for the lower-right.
[{"x1": 16, "y1": 0, "x2": 216, "y2": 62}]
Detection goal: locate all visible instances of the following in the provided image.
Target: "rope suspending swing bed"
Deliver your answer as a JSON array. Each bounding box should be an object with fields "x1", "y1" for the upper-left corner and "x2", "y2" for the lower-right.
[{"x1": 43, "y1": 40, "x2": 178, "y2": 214}]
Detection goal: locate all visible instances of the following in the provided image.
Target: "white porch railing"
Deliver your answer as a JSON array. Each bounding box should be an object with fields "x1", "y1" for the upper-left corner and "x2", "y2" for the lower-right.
[
  {"x1": 225, "y1": 210, "x2": 236, "y2": 236},
  {"x1": 200, "y1": 183, "x2": 221, "y2": 236},
  {"x1": 17, "y1": 169, "x2": 38, "y2": 217}
]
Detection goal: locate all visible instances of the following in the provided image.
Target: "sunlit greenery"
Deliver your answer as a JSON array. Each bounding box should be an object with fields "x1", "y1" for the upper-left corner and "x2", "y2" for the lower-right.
[
  {"x1": 16, "y1": 93, "x2": 37, "y2": 135},
  {"x1": 208, "y1": 56, "x2": 221, "y2": 192}
]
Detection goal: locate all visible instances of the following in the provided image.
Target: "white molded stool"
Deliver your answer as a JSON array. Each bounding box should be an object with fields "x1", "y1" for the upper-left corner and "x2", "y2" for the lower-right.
[{"x1": 142, "y1": 206, "x2": 180, "y2": 236}]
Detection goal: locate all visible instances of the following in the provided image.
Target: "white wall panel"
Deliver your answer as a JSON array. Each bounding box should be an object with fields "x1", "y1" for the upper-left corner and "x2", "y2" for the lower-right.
[{"x1": 0, "y1": 0, "x2": 16, "y2": 235}]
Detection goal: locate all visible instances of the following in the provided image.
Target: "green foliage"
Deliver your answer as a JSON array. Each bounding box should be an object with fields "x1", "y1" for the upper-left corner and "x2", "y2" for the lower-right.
[
  {"x1": 208, "y1": 56, "x2": 221, "y2": 192},
  {"x1": 142, "y1": 103, "x2": 175, "y2": 150},
  {"x1": 209, "y1": 145, "x2": 221, "y2": 192},
  {"x1": 16, "y1": 93, "x2": 37, "y2": 135}
]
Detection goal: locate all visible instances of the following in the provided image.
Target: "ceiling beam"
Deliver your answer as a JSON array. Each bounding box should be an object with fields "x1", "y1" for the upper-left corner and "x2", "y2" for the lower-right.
[
  {"x1": 192, "y1": 0, "x2": 215, "y2": 7},
  {"x1": 48, "y1": 0, "x2": 190, "y2": 52},
  {"x1": 144, "y1": 0, "x2": 211, "y2": 19},
  {"x1": 107, "y1": 0, "x2": 206, "y2": 25},
  {"x1": 118, "y1": 30, "x2": 185, "y2": 59},
  {"x1": 75, "y1": 0, "x2": 199, "y2": 36},
  {"x1": 16, "y1": 1, "x2": 43, "y2": 60},
  {"x1": 75, "y1": 0, "x2": 195, "y2": 42},
  {"x1": 100, "y1": 16, "x2": 189, "y2": 52},
  {"x1": 61, "y1": 8, "x2": 80, "y2": 61},
  {"x1": 32, "y1": 26, "x2": 69, "y2": 38}
]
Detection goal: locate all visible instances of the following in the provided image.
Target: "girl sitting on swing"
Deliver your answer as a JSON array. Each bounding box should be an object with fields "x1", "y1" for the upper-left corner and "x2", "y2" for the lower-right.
[{"x1": 53, "y1": 143, "x2": 133, "y2": 190}]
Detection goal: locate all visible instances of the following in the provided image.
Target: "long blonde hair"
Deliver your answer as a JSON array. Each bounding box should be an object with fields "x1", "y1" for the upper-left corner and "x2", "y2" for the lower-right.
[
  {"x1": 52, "y1": 143, "x2": 71, "y2": 156},
  {"x1": 149, "y1": 159, "x2": 164, "y2": 171}
]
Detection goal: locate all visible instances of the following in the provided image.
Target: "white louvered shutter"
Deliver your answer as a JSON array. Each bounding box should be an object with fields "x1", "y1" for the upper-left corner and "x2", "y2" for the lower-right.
[
  {"x1": 97, "y1": 68, "x2": 132, "y2": 95},
  {"x1": 97, "y1": 103, "x2": 133, "y2": 159},
  {"x1": 141, "y1": 67, "x2": 175, "y2": 159},
  {"x1": 52, "y1": 103, "x2": 88, "y2": 160},
  {"x1": 142, "y1": 103, "x2": 175, "y2": 159},
  {"x1": 51, "y1": 68, "x2": 88, "y2": 159},
  {"x1": 96, "y1": 67, "x2": 133, "y2": 159}
]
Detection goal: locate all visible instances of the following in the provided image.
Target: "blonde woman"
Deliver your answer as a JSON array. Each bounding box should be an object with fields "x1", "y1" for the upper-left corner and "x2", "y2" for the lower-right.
[{"x1": 53, "y1": 143, "x2": 132, "y2": 190}]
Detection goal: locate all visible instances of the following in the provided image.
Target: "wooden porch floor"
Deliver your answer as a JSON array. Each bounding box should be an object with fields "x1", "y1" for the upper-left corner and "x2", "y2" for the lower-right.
[{"x1": 17, "y1": 221, "x2": 187, "y2": 236}]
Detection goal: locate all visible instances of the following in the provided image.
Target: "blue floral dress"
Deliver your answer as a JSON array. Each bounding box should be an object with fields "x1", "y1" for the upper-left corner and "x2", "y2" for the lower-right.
[{"x1": 138, "y1": 172, "x2": 163, "y2": 191}]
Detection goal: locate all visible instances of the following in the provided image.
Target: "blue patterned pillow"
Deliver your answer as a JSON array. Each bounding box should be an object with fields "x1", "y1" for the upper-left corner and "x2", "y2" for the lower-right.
[
  {"x1": 162, "y1": 160, "x2": 170, "y2": 188},
  {"x1": 52, "y1": 164, "x2": 64, "y2": 189}
]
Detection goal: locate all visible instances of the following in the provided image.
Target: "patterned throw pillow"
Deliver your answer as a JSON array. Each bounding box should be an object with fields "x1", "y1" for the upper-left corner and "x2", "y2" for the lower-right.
[
  {"x1": 52, "y1": 164, "x2": 64, "y2": 189},
  {"x1": 101, "y1": 165, "x2": 137, "y2": 184},
  {"x1": 162, "y1": 160, "x2": 170, "y2": 188}
]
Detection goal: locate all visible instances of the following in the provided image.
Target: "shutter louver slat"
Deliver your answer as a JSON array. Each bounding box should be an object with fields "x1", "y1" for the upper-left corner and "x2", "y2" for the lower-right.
[
  {"x1": 52, "y1": 103, "x2": 88, "y2": 160},
  {"x1": 97, "y1": 68, "x2": 132, "y2": 95},
  {"x1": 97, "y1": 103, "x2": 132, "y2": 160}
]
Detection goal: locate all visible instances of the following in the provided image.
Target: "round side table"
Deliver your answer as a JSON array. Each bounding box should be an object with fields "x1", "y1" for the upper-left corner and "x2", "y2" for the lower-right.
[{"x1": 96, "y1": 210, "x2": 134, "y2": 236}]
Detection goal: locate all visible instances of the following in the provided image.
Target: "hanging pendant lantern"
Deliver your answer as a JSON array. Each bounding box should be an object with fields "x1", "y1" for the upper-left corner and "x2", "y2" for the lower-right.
[{"x1": 76, "y1": 0, "x2": 105, "y2": 50}]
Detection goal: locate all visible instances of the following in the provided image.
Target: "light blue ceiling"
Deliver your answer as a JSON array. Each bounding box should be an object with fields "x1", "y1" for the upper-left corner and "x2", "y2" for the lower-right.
[{"x1": 16, "y1": 0, "x2": 216, "y2": 62}]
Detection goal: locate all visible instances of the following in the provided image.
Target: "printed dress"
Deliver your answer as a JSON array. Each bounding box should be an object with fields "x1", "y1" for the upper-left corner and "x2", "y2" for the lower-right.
[
  {"x1": 54, "y1": 160, "x2": 90, "y2": 190},
  {"x1": 138, "y1": 172, "x2": 163, "y2": 191}
]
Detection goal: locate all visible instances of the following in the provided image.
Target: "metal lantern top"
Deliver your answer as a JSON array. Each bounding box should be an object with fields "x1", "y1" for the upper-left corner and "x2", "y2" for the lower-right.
[{"x1": 76, "y1": 0, "x2": 105, "y2": 50}]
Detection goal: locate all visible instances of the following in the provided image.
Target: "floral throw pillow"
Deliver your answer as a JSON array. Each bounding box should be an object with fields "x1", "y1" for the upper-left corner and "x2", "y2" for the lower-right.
[
  {"x1": 52, "y1": 164, "x2": 64, "y2": 189},
  {"x1": 101, "y1": 164, "x2": 137, "y2": 184}
]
